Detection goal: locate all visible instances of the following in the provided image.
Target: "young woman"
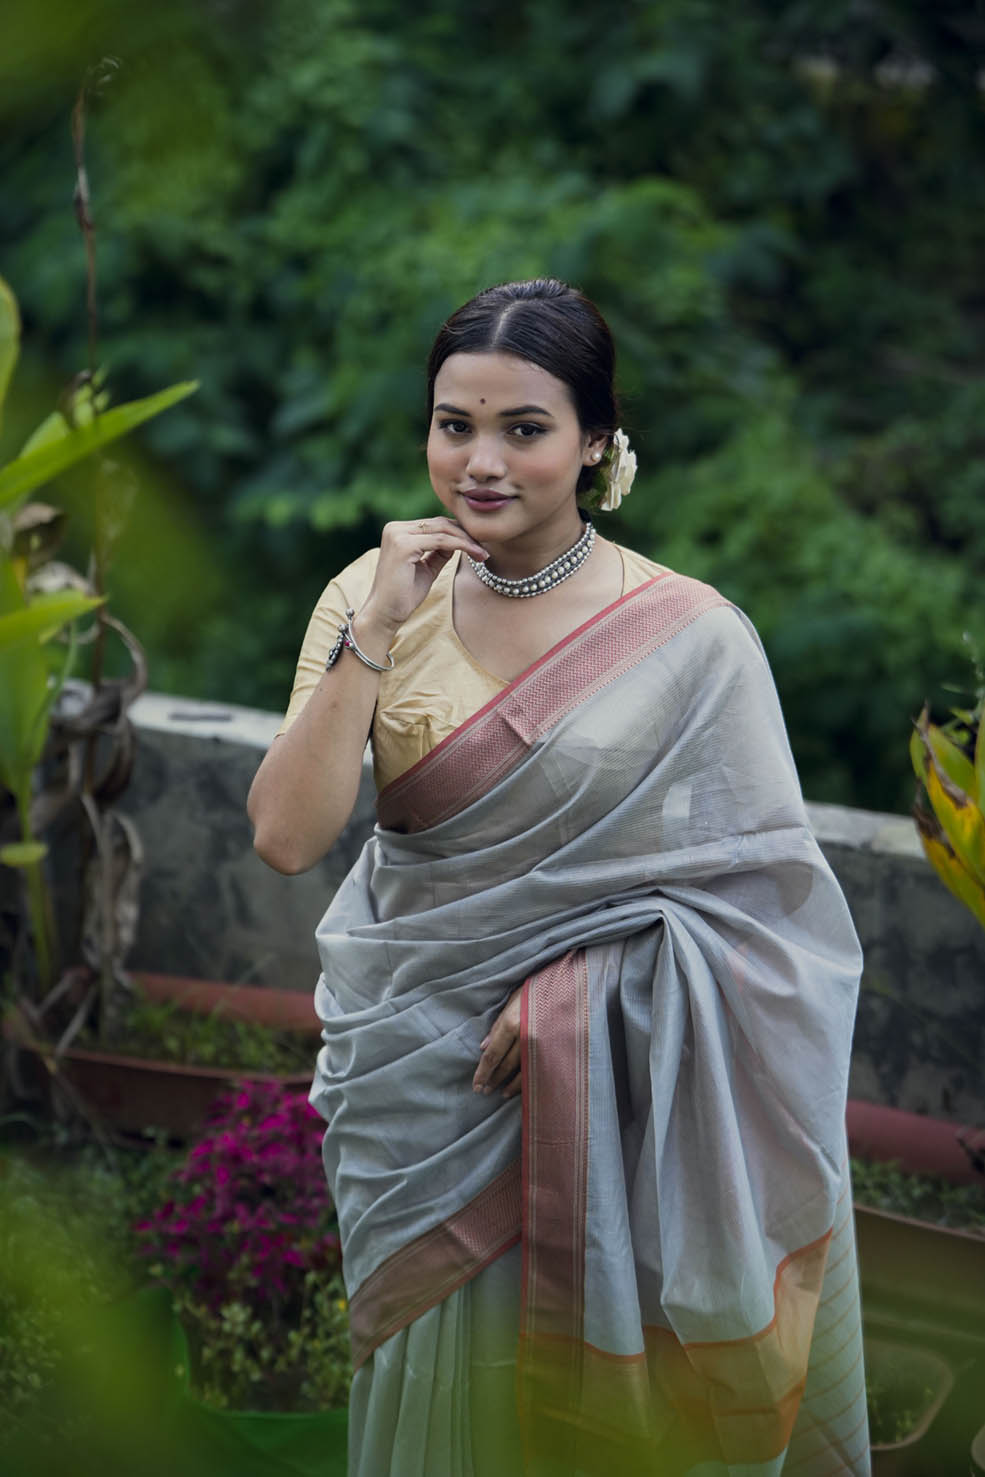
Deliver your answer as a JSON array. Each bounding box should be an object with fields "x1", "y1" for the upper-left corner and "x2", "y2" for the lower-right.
[{"x1": 248, "y1": 279, "x2": 870, "y2": 1477}]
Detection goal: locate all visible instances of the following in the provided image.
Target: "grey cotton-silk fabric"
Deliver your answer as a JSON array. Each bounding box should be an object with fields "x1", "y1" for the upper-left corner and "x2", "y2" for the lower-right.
[{"x1": 309, "y1": 593, "x2": 869, "y2": 1476}]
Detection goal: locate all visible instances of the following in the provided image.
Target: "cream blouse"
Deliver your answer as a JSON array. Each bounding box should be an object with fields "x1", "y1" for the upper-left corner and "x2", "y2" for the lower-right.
[{"x1": 279, "y1": 544, "x2": 668, "y2": 792}]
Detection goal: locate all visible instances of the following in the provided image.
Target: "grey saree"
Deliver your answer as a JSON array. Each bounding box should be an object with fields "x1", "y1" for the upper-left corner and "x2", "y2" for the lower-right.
[{"x1": 309, "y1": 571, "x2": 870, "y2": 1476}]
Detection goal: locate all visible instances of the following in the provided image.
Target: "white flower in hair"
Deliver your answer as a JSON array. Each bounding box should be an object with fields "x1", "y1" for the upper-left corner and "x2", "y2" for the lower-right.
[{"x1": 599, "y1": 428, "x2": 637, "y2": 511}]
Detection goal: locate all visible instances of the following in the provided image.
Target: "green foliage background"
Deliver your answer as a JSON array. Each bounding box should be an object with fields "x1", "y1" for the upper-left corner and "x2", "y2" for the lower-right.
[{"x1": 2, "y1": 0, "x2": 984, "y2": 811}]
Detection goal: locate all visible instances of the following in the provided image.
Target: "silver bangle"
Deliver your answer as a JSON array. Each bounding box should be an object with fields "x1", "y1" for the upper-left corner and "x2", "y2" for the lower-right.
[{"x1": 325, "y1": 607, "x2": 395, "y2": 673}]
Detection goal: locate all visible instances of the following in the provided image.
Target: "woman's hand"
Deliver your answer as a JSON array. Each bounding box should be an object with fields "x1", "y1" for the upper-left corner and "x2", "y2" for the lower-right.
[
  {"x1": 473, "y1": 988, "x2": 522, "y2": 1100},
  {"x1": 358, "y1": 516, "x2": 489, "y2": 640}
]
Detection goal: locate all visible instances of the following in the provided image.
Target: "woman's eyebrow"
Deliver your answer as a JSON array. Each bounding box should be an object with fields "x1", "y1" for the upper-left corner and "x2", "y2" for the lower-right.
[{"x1": 434, "y1": 402, "x2": 555, "y2": 418}]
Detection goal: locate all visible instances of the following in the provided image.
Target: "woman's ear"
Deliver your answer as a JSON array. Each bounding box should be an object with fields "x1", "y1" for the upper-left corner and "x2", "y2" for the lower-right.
[{"x1": 583, "y1": 431, "x2": 611, "y2": 467}]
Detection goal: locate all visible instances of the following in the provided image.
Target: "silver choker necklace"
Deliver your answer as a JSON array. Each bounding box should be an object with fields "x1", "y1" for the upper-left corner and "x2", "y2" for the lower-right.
[{"x1": 467, "y1": 521, "x2": 595, "y2": 599}]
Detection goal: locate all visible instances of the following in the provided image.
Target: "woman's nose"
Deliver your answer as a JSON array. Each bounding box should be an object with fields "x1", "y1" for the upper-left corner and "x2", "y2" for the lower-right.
[{"x1": 466, "y1": 437, "x2": 507, "y2": 481}]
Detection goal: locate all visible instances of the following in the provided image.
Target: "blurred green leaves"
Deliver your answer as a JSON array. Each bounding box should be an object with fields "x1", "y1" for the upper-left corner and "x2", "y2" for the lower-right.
[{"x1": 0, "y1": 381, "x2": 198, "y2": 511}]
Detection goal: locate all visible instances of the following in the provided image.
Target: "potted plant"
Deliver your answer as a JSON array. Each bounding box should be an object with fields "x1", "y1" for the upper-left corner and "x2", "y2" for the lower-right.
[
  {"x1": 4, "y1": 971, "x2": 321, "y2": 1138},
  {"x1": 865, "y1": 1337, "x2": 954, "y2": 1476},
  {"x1": 1, "y1": 79, "x2": 320, "y2": 1138},
  {"x1": 0, "y1": 264, "x2": 202, "y2": 1068},
  {"x1": 134, "y1": 1080, "x2": 351, "y2": 1427},
  {"x1": 851, "y1": 1152, "x2": 985, "y2": 1346}
]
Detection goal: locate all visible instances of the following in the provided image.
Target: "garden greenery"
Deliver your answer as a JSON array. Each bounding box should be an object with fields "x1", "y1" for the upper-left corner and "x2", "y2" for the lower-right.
[{"x1": 81, "y1": 984, "x2": 320, "y2": 1074}]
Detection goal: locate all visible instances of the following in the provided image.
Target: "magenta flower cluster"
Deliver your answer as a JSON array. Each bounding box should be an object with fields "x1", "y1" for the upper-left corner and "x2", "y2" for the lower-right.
[{"x1": 135, "y1": 1081, "x2": 340, "y2": 1310}]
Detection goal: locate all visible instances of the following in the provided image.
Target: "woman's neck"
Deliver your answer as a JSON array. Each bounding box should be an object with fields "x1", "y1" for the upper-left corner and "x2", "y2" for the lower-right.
[{"x1": 478, "y1": 514, "x2": 588, "y2": 581}]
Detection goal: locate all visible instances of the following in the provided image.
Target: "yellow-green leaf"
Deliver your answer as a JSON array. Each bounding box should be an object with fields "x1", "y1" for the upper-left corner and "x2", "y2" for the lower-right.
[
  {"x1": 916, "y1": 828, "x2": 985, "y2": 931},
  {"x1": 0, "y1": 840, "x2": 48, "y2": 867},
  {"x1": 0, "y1": 380, "x2": 198, "y2": 512},
  {"x1": 976, "y1": 714, "x2": 985, "y2": 817},
  {"x1": 923, "y1": 749, "x2": 985, "y2": 887},
  {"x1": 0, "y1": 592, "x2": 104, "y2": 651},
  {"x1": 0, "y1": 275, "x2": 19, "y2": 431},
  {"x1": 915, "y1": 703, "x2": 980, "y2": 797},
  {"x1": 925, "y1": 717, "x2": 977, "y2": 798},
  {"x1": 19, "y1": 409, "x2": 72, "y2": 458},
  {"x1": 909, "y1": 724, "x2": 929, "y2": 787}
]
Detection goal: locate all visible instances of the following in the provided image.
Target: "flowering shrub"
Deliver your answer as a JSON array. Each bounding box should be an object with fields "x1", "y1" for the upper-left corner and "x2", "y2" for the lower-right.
[{"x1": 135, "y1": 1081, "x2": 350, "y2": 1410}]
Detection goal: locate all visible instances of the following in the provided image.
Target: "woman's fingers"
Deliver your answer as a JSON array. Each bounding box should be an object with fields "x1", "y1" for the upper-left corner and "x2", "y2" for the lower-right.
[
  {"x1": 481, "y1": 1038, "x2": 520, "y2": 1091},
  {"x1": 472, "y1": 989, "x2": 523, "y2": 1097},
  {"x1": 403, "y1": 521, "x2": 489, "y2": 561},
  {"x1": 363, "y1": 519, "x2": 490, "y2": 630}
]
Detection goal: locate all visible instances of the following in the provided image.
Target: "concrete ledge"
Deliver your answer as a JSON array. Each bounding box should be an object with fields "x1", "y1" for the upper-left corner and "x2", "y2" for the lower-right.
[{"x1": 124, "y1": 694, "x2": 984, "y2": 1122}]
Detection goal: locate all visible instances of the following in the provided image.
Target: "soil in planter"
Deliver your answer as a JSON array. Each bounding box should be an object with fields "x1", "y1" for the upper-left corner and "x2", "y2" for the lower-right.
[
  {"x1": 850, "y1": 1156, "x2": 985, "y2": 1233},
  {"x1": 78, "y1": 987, "x2": 319, "y2": 1076}
]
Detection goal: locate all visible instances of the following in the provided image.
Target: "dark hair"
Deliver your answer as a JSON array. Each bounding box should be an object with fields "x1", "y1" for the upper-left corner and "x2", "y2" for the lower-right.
[{"x1": 426, "y1": 279, "x2": 618, "y2": 495}]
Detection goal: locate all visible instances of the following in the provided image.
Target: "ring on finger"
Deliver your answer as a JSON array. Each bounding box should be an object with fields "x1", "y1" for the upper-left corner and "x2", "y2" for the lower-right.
[{"x1": 417, "y1": 521, "x2": 430, "y2": 533}]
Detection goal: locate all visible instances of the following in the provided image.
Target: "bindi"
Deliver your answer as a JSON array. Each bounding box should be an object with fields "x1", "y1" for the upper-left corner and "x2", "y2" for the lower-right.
[{"x1": 479, "y1": 397, "x2": 486, "y2": 404}]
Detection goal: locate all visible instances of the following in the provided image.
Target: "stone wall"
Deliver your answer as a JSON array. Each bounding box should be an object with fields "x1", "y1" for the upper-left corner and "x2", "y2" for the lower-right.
[{"x1": 123, "y1": 693, "x2": 985, "y2": 1123}]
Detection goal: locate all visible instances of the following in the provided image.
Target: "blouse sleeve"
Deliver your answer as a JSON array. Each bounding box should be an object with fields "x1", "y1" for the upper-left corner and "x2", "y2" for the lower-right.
[{"x1": 276, "y1": 549, "x2": 380, "y2": 736}]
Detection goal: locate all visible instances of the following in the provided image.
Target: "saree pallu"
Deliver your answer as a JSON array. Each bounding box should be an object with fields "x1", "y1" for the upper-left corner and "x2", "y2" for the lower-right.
[{"x1": 310, "y1": 573, "x2": 871, "y2": 1476}]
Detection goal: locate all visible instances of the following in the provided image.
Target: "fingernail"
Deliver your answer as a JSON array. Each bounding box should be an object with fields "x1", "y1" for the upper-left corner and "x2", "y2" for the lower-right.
[{"x1": 479, "y1": 1036, "x2": 489, "y2": 1049}]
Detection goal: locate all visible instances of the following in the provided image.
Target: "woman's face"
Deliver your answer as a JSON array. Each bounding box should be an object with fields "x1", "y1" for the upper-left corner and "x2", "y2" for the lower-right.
[{"x1": 426, "y1": 352, "x2": 606, "y2": 548}]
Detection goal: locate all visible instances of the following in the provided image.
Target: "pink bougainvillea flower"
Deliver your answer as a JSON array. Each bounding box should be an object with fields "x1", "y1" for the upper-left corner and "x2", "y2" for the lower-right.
[{"x1": 134, "y1": 1080, "x2": 341, "y2": 1312}]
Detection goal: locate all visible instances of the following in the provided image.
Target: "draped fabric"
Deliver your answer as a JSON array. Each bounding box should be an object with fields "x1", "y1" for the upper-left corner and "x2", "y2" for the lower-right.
[{"x1": 309, "y1": 572, "x2": 870, "y2": 1476}]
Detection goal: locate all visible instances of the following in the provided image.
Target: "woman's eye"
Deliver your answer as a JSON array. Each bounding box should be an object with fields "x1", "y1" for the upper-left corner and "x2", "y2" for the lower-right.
[
  {"x1": 438, "y1": 419, "x2": 470, "y2": 435},
  {"x1": 510, "y1": 423, "x2": 546, "y2": 440}
]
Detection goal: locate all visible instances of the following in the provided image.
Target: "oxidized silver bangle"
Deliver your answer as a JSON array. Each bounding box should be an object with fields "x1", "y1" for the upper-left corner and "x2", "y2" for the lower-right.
[{"x1": 325, "y1": 608, "x2": 395, "y2": 673}]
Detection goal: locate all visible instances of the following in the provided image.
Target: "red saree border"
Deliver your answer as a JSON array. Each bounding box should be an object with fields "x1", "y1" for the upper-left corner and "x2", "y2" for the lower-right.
[
  {"x1": 516, "y1": 940, "x2": 840, "y2": 1468},
  {"x1": 347, "y1": 1160, "x2": 521, "y2": 1370},
  {"x1": 519, "y1": 949, "x2": 590, "y2": 1343},
  {"x1": 377, "y1": 572, "x2": 729, "y2": 833}
]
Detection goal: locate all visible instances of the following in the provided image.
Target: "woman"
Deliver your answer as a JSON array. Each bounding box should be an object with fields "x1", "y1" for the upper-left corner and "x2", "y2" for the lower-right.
[{"x1": 248, "y1": 279, "x2": 870, "y2": 1477}]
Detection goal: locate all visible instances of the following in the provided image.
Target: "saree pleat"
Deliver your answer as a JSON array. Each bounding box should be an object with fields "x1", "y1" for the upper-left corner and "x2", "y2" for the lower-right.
[
  {"x1": 309, "y1": 575, "x2": 870, "y2": 1476},
  {"x1": 347, "y1": 1248, "x2": 523, "y2": 1477}
]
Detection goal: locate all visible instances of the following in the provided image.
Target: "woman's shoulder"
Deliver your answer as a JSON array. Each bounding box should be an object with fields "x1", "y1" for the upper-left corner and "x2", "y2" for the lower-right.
[
  {"x1": 614, "y1": 543, "x2": 766, "y2": 665},
  {"x1": 615, "y1": 543, "x2": 672, "y2": 591}
]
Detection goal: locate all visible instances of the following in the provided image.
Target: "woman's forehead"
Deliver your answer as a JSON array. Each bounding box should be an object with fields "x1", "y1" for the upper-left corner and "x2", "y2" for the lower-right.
[{"x1": 432, "y1": 352, "x2": 576, "y2": 413}]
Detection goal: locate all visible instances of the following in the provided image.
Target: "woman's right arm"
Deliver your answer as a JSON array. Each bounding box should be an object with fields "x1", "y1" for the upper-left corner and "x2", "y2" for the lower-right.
[{"x1": 247, "y1": 518, "x2": 488, "y2": 874}]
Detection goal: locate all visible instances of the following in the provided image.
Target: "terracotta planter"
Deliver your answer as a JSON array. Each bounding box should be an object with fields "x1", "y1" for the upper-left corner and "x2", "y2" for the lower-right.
[
  {"x1": 855, "y1": 1203, "x2": 985, "y2": 1341},
  {"x1": 847, "y1": 1099, "x2": 985, "y2": 1185},
  {"x1": 866, "y1": 1338, "x2": 953, "y2": 1475},
  {"x1": 3, "y1": 973, "x2": 321, "y2": 1138}
]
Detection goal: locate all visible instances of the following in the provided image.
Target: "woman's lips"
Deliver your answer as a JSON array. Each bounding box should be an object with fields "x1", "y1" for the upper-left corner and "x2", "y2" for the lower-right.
[{"x1": 460, "y1": 489, "x2": 514, "y2": 512}]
